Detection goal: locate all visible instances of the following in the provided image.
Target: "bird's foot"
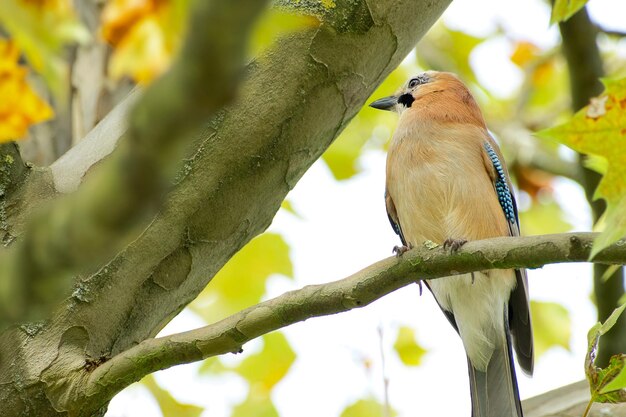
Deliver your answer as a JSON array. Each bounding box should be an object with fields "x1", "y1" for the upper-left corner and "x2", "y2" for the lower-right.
[
  {"x1": 393, "y1": 243, "x2": 413, "y2": 257},
  {"x1": 417, "y1": 280, "x2": 423, "y2": 295},
  {"x1": 443, "y1": 237, "x2": 467, "y2": 252}
]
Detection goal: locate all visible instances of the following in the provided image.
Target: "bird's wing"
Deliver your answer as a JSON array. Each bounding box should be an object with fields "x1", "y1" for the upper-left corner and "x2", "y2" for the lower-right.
[
  {"x1": 385, "y1": 189, "x2": 407, "y2": 246},
  {"x1": 482, "y1": 137, "x2": 534, "y2": 376}
]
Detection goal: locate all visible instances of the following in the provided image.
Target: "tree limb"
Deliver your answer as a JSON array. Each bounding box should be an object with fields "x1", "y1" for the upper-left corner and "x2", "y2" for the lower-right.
[
  {"x1": 0, "y1": 1, "x2": 453, "y2": 415},
  {"x1": 83, "y1": 232, "x2": 625, "y2": 407},
  {"x1": 0, "y1": 0, "x2": 269, "y2": 325}
]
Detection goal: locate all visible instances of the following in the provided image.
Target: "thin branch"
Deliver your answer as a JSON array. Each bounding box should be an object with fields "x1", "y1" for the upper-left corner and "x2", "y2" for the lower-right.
[
  {"x1": 82, "y1": 232, "x2": 625, "y2": 408},
  {"x1": 597, "y1": 26, "x2": 626, "y2": 38}
]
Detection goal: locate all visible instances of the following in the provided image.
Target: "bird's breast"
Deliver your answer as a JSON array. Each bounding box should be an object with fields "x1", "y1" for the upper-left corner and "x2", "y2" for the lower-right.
[{"x1": 386, "y1": 123, "x2": 509, "y2": 246}]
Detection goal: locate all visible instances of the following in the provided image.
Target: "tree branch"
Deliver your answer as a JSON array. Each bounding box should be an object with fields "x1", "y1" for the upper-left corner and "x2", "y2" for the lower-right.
[
  {"x1": 0, "y1": 0, "x2": 269, "y2": 325},
  {"x1": 0, "y1": 1, "x2": 453, "y2": 415},
  {"x1": 83, "y1": 232, "x2": 625, "y2": 407}
]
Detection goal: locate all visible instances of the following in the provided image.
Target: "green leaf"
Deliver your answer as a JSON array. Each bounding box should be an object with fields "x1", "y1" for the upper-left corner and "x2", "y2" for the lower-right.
[
  {"x1": 142, "y1": 375, "x2": 203, "y2": 417},
  {"x1": 530, "y1": 301, "x2": 571, "y2": 358},
  {"x1": 519, "y1": 200, "x2": 572, "y2": 236},
  {"x1": 228, "y1": 333, "x2": 295, "y2": 417},
  {"x1": 231, "y1": 392, "x2": 279, "y2": 417},
  {"x1": 599, "y1": 355, "x2": 626, "y2": 395},
  {"x1": 585, "y1": 304, "x2": 626, "y2": 405},
  {"x1": 537, "y1": 77, "x2": 626, "y2": 258},
  {"x1": 190, "y1": 233, "x2": 292, "y2": 322},
  {"x1": 550, "y1": 0, "x2": 589, "y2": 24},
  {"x1": 340, "y1": 398, "x2": 396, "y2": 417},
  {"x1": 235, "y1": 332, "x2": 296, "y2": 391},
  {"x1": 280, "y1": 199, "x2": 302, "y2": 218},
  {"x1": 250, "y1": 8, "x2": 319, "y2": 57},
  {"x1": 322, "y1": 65, "x2": 415, "y2": 180},
  {"x1": 393, "y1": 326, "x2": 427, "y2": 366},
  {"x1": 417, "y1": 23, "x2": 485, "y2": 85},
  {"x1": 601, "y1": 265, "x2": 622, "y2": 283}
]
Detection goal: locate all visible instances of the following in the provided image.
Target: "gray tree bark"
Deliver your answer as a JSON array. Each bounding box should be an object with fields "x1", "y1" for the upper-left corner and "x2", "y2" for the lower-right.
[{"x1": 0, "y1": 0, "x2": 452, "y2": 415}]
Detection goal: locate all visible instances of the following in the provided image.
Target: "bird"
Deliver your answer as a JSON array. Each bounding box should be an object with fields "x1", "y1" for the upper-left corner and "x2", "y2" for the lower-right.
[{"x1": 369, "y1": 71, "x2": 533, "y2": 417}]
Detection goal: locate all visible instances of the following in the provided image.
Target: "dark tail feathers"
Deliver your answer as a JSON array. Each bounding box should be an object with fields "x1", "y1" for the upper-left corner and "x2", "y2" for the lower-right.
[{"x1": 467, "y1": 323, "x2": 522, "y2": 417}]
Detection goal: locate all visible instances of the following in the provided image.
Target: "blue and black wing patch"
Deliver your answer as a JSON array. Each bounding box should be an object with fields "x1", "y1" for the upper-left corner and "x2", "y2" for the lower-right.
[{"x1": 483, "y1": 142, "x2": 517, "y2": 225}]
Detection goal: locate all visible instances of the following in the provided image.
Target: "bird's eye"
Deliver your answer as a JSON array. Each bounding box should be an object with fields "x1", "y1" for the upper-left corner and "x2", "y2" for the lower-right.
[{"x1": 408, "y1": 78, "x2": 420, "y2": 88}]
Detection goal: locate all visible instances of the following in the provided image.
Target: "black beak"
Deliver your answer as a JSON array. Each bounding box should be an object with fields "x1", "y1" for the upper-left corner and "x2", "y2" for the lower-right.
[{"x1": 369, "y1": 95, "x2": 397, "y2": 111}]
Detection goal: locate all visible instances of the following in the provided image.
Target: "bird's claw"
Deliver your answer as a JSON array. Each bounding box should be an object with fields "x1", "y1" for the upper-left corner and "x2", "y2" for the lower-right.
[
  {"x1": 393, "y1": 243, "x2": 413, "y2": 257},
  {"x1": 443, "y1": 238, "x2": 467, "y2": 252}
]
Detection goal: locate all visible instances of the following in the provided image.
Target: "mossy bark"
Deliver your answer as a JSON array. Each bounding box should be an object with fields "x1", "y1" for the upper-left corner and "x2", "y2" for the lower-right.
[{"x1": 0, "y1": 0, "x2": 451, "y2": 415}]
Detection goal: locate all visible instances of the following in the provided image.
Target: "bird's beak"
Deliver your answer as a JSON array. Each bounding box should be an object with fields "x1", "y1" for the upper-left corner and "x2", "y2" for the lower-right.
[{"x1": 369, "y1": 95, "x2": 397, "y2": 111}]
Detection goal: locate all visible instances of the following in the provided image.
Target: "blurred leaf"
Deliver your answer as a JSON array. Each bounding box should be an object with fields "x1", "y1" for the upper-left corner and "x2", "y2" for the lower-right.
[
  {"x1": 0, "y1": 0, "x2": 89, "y2": 97},
  {"x1": 228, "y1": 333, "x2": 294, "y2": 417},
  {"x1": 280, "y1": 199, "x2": 302, "y2": 218},
  {"x1": 236, "y1": 332, "x2": 296, "y2": 391},
  {"x1": 510, "y1": 41, "x2": 541, "y2": 68},
  {"x1": 519, "y1": 200, "x2": 572, "y2": 236},
  {"x1": 530, "y1": 301, "x2": 571, "y2": 358},
  {"x1": 393, "y1": 326, "x2": 427, "y2": 366},
  {"x1": 601, "y1": 265, "x2": 622, "y2": 283},
  {"x1": 520, "y1": 57, "x2": 569, "y2": 126},
  {"x1": 550, "y1": 0, "x2": 589, "y2": 24},
  {"x1": 231, "y1": 392, "x2": 278, "y2": 417},
  {"x1": 585, "y1": 304, "x2": 626, "y2": 409},
  {"x1": 142, "y1": 374, "x2": 203, "y2": 417},
  {"x1": 537, "y1": 77, "x2": 626, "y2": 257},
  {"x1": 340, "y1": 398, "x2": 396, "y2": 417},
  {"x1": 512, "y1": 163, "x2": 554, "y2": 200},
  {"x1": 250, "y1": 9, "x2": 319, "y2": 57},
  {"x1": 583, "y1": 154, "x2": 608, "y2": 175},
  {"x1": 417, "y1": 23, "x2": 485, "y2": 84},
  {"x1": 0, "y1": 40, "x2": 54, "y2": 142},
  {"x1": 102, "y1": 0, "x2": 190, "y2": 83},
  {"x1": 198, "y1": 356, "x2": 229, "y2": 374},
  {"x1": 323, "y1": 65, "x2": 413, "y2": 180},
  {"x1": 190, "y1": 233, "x2": 292, "y2": 322}
]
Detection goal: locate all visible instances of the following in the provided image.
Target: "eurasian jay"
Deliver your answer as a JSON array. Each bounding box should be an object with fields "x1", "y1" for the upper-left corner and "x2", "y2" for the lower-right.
[{"x1": 370, "y1": 71, "x2": 533, "y2": 417}]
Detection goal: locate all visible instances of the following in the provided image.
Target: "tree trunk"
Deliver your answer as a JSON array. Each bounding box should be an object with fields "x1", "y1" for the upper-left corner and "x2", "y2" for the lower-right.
[{"x1": 558, "y1": 6, "x2": 626, "y2": 367}]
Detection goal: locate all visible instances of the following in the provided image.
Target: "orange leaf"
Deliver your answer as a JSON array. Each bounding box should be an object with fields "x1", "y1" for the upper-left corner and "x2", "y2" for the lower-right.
[{"x1": 0, "y1": 40, "x2": 53, "y2": 142}]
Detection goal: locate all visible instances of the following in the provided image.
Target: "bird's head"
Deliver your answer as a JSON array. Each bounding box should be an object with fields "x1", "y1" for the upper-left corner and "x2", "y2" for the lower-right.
[{"x1": 369, "y1": 71, "x2": 485, "y2": 127}]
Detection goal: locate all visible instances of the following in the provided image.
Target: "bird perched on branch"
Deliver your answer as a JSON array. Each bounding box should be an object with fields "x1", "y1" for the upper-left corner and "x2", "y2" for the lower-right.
[{"x1": 370, "y1": 71, "x2": 533, "y2": 417}]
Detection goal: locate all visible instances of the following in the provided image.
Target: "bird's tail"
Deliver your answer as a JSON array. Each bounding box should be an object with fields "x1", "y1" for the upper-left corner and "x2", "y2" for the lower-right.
[{"x1": 467, "y1": 319, "x2": 523, "y2": 417}]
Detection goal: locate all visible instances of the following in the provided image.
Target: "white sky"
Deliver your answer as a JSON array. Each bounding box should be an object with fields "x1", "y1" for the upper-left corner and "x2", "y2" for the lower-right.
[{"x1": 107, "y1": 0, "x2": 626, "y2": 416}]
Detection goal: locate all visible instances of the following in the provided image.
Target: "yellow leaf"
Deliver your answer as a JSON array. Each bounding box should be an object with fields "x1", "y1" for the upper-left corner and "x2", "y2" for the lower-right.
[
  {"x1": 235, "y1": 332, "x2": 296, "y2": 391},
  {"x1": 510, "y1": 41, "x2": 540, "y2": 68},
  {"x1": 323, "y1": 65, "x2": 413, "y2": 180},
  {"x1": 340, "y1": 398, "x2": 396, "y2": 417},
  {"x1": 550, "y1": 0, "x2": 589, "y2": 24},
  {"x1": 0, "y1": 0, "x2": 89, "y2": 97},
  {"x1": 250, "y1": 9, "x2": 319, "y2": 57},
  {"x1": 189, "y1": 233, "x2": 293, "y2": 323},
  {"x1": 142, "y1": 375, "x2": 203, "y2": 417},
  {"x1": 530, "y1": 301, "x2": 571, "y2": 358},
  {"x1": 537, "y1": 77, "x2": 626, "y2": 257},
  {"x1": 393, "y1": 326, "x2": 427, "y2": 367},
  {"x1": 0, "y1": 40, "x2": 53, "y2": 142},
  {"x1": 231, "y1": 392, "x2": 279, "y2": 417},
  {"x1": 519, "y1": 199, "x2": 572, "y2": 236},
  {"x1": 101, "y1": 0, "x2": 189, "y2": 83}
]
